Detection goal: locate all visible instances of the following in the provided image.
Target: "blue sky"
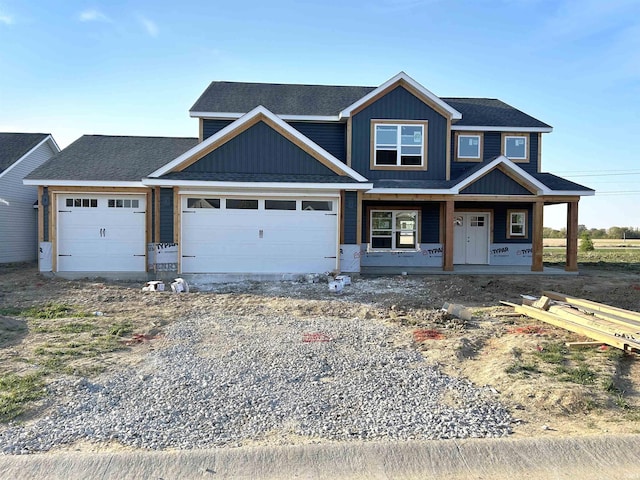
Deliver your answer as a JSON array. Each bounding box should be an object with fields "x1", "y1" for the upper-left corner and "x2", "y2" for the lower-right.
[{"x1": 1, "y1": 0, "x2": 639, "y2": 229}]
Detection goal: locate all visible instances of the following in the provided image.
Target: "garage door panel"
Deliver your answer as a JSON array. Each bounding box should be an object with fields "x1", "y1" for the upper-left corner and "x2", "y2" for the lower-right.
[
  {"x1": 181, "y1": 196, "x2": 338, "y2": 274},
  {"x1": 57, "y1": 195, "x2": 146, "y2": 272}
]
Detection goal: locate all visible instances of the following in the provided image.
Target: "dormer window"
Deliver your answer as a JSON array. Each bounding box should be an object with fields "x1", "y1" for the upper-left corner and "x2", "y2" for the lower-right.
[
  {"x1": 503, "y1": 134, "x2": 529, "y2": 162},
  {"x1": 371, "y1": 120, "x2": 428, "y2": 170},
  {"x1": 455, "y1": 132, "x2": 483, "y2": 162}
]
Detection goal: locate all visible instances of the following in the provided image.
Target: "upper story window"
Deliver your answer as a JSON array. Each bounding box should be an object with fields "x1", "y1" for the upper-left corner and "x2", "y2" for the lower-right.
[
  {"x1": 371, "y1": 121, "x2": 428, "y2": 170},
  {"x1": 455, "y1": 132, "x2": 483, "y2": 162},
  {"x1": 503, "y1": 134, "x2": 528, "y2": 162}
]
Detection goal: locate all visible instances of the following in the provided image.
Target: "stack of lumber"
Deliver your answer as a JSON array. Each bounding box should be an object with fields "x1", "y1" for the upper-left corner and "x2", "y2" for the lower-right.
[{"x1": 502, "y1": 291, "x2": 640, "y2": 353}]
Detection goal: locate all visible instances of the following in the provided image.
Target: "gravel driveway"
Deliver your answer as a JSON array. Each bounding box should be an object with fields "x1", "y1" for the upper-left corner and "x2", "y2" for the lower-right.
[{"x1": 1, "y1": 307, "x2": 512, "y2": 454}]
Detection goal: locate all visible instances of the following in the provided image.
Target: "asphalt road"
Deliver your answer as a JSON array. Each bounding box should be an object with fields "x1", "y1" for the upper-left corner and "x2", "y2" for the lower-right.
[{"x1": 1, "y1": 434, "x2": 639, "y2": 479}]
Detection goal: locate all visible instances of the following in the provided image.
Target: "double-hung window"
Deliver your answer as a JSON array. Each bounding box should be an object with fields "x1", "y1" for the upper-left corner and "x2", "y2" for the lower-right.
[
  {"x1": 370, "y1": 210, "x2": 418, "y2": 250},
  {"x1": 507, "y1": 210, "x2": 527, "y2": 238},
  {"x1": 373, "y1": 122, "x2": 426, "y2": 167}
]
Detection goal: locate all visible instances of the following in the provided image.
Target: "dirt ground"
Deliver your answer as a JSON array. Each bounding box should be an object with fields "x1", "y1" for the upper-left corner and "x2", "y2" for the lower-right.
[{"x1": 1, "y1": 263, "x2": 639, "y2": 451}]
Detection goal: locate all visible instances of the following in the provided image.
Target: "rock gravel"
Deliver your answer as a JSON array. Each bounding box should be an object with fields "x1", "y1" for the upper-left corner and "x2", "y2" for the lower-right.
[{"x1": 1, "y1": 310, "x2": 512, "y2": 454}]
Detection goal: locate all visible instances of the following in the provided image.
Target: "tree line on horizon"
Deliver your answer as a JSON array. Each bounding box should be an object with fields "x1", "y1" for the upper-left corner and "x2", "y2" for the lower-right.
[{"x1": 544, "y1": 226, "x2": 640, "y2": 239}]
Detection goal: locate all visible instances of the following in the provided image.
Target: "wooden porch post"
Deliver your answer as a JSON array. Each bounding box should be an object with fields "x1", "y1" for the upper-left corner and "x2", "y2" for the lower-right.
[
  {"x1": 444, "y1": 200, "x2": 454, "y2": 271},
  {"x1": 531, "y1": 201, "x2": 544, "y2": 271},
  {"x1": 566, "y1": 201, "x2": 579, "y2": 272}
]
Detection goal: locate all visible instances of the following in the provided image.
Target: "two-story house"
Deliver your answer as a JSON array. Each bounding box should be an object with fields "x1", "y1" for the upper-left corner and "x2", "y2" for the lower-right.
[{"x1": 25, "y1": 72, "x2": 593, "y2": 278}]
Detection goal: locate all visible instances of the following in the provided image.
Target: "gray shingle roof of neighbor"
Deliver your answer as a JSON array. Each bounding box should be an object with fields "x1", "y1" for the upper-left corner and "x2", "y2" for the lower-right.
[
  {"x1": 158, "y1": 172, "x2": 366, "y2": 184},
  {"x1": 26, "y1": 135, "x2": 198, "y2": 181},
  {"x1": 0, "y1": 132, "x2": 50, "y2": 173},
  {"x1": 190, "y1": 82, "x2": 551, "y2": 128}
]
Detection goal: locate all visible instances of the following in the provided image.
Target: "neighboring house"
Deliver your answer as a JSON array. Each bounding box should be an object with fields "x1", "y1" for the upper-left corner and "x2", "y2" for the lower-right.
[
  {"x1": 0, "y1": 133, "x2": 60, "y2": 263},
  {"x1": 24, "y1": 72, "x2": 593, "y2": 277}
]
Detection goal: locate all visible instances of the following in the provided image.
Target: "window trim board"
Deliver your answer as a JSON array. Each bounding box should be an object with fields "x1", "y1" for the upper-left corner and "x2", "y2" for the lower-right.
[
  {"x1": 454, "y1": 132, "x2": 483, "y2": 163},
  {"x1": 370, "y1": 119, "x2": 429, "y2": 171}
]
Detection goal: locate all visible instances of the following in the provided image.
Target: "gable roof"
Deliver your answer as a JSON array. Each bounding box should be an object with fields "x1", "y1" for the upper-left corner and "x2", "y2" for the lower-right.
[
  {"x1": 191, "y1": 82, "x2": 374, "y2": 118},
  {"x1": 0, "y1": 133, "x2": 51, "y2": 173},
  {"x1": 25, "y1": 135, "x2": 198, "y2": 185},
  {"x1": 190, "y1": 74, "x2": 549, "y2": 129},
  {"x1": 151, "y1": 105, "x2": 369, "y2": 183},
  {"x1": 443, "y1": 98, "x2": 552, "y2": 129}
]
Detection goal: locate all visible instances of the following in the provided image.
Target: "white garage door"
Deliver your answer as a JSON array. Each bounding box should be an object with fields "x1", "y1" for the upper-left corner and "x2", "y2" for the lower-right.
[
  {"x1": 181, "y1": 196, "x2": 338, "y2": 273},
  {"x1": 57, "y1": 194, "x2": 147, "y2": 272}
]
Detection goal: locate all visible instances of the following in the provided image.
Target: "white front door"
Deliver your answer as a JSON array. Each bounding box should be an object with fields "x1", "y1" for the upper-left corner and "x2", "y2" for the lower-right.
[
  {"x1": 453, "y1": 212, "x2": 490, "y2": 264},
  {"x1": 56, "y1": 194, "x2": 147, "y2": 271},
  {"x1": 180, "y1": 196, "x2": 339, "y2": 273}
]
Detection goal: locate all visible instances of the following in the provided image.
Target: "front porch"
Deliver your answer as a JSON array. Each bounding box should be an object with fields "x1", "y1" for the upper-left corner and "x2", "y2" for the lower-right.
[{"x1": 360, "y1": 264, "x2": 575, "y2": 276}]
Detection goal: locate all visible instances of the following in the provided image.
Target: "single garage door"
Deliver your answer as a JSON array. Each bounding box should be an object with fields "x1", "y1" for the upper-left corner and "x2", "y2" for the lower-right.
[
  {"x1": 181, "y1": 196, "x2": 338, "y2": 273},
  {"x1": 56, "y1": 194, "x2": 147, "y2": 271}
]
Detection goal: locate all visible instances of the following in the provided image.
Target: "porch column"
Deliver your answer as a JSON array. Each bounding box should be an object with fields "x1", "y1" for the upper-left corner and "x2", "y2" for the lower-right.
[
  {"x1": 443, "y1": 200, "x2": 454, "y2": 271},
  {"x1": 531, "y1": 201, "x2": 544, "y2": 271},
  {"x1": 566, "y1": 201, "x2": 579, "y2": 272}
]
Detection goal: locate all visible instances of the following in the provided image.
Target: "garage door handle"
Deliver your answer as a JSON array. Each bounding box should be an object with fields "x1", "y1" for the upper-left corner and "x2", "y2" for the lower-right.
[
  {"x1": 59, "y1": 254, "x2": 72, "y2": 257},
  {"x1": 133, "y1": 254, "x2": 145, "y2": 257},
  {"x1": 324, "y1": 256, "x2": 337, "y2": 259},
  {"x1": 182, "y1": 211, "x2": 195, "y2": 213},
  {"x1": 133, "y1": 211, "x2": 146, "y2": 214},
  {"x1": 58, "y1": 210, "x2": 71, "y2": 213},
  {"x1": 326, "y1": 213, "x2": 337, "y2": 216},
  {"x1": 182, "y1": 255, "x2": 196, "y2": 258}
]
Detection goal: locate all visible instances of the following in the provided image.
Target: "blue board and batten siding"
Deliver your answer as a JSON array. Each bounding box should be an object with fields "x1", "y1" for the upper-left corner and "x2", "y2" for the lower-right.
[
  {"x1": 460, "y1": 169, "x2": 533, "y2": 195},
  {"x1": 202, "y1": 119, "x2": 233, "y2": 140},
  {"x1": 159, "y1": 188, "x2": 174, "y2": 243},
  {"x1": 288, "y1": 122, "x2": 346, "y2": 162},
  {"x1": 343, "y1": 191, "x2": 358, "y2": 244},
  {"x1": 451, "y1": 132, "x2": 539, "y2": 178},
  {"x1": 351, "y1": 86, "x2": 448, "y2": 180},
  {"x1": 186, "y1": 122, "x2": 337, "y2": 176}
]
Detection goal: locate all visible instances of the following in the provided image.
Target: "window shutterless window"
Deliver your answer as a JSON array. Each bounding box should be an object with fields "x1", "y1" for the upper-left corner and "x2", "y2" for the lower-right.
[
  {"x1": 456, "y1": 134, "x2": 482, "y2": 160},
  {"x1": 226, "y1": 199, "x2": 259, "y2": 210},
  {"x1": 370, "y1": 210, "x2": 418, "y2": 250},
  {"x1": 503, "y1": 135, "x2": 528, "y2": 161},
  {"x1": 265, "y1": 200, "x2": 297, "y2": 210},
  {"x1": 302, "y1": 201, "x2": 332, "y2": 211},
  {"x1": 507, "y1": 210, "x2": 527, "y2": 238},
  {"x1": 187, "y1": 198, "x2": 220, "y2": 209},
  {"x1": 374, "y1": 124, "x2": 424, "y2": 167},
  {"x1": 66, "y1": 198, "x2": 97, "y2": 208}
]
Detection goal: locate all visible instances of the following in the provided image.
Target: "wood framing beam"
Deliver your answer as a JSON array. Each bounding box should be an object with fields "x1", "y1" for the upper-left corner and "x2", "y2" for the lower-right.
[
  {"x1": 543, "y1": 291, "x2": 640, "y2": 324},
  {"x1": 531, "y1": 201, "x2": 544, "y2": 271},
  {"x1": 566, "y1": 201, "x2": 579, "y2": 272},
  {"x1": 443, "y1": 200, "x2": 454, "y2": 271},
  {"x1": 37, "y1": 186, "x2": 44, "y2": 243}
]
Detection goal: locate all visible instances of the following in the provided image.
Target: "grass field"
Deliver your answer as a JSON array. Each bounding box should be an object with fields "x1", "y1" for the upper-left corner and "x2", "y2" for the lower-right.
[{"x1": 544, "y1": 238, "x2": 640, "y2": 271}]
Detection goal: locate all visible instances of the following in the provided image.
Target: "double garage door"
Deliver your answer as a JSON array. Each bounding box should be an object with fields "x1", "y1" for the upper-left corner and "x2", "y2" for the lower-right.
[
  {"x1": 180, "y1": 196, "x2": 338, "y2": 274},
  {"x1": 56, "y1": 194, "x2": 147, "y2": 272}
]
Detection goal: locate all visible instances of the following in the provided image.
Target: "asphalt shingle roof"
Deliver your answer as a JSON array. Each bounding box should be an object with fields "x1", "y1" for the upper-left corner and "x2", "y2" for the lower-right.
[
  {"x1": 26, "y1": 135, "x2": 198, "y2": 181},
  {"x1": 190, "y1": 82, "x2": 551, "y2": 128},
  {"x1": 530, "y1": 172, "x2": 593, "y2": 192},
  {"x1": 0, "y1": 133, "x2": 49, "y2": 173}
]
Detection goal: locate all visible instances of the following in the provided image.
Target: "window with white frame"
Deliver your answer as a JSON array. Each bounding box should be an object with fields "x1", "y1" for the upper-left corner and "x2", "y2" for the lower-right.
[
  {"x1": 370, "y1": 210, "x2": 418, "y2": 250},
  {"x1": 374, "y1": 123, "x2": 424, "y2": 167},
  {"x1": 457, "y1": 134, "x2": 481, "y2": 160},
  {"x1": 504, "y1": 135, "x2": 528, "y2": 160},
  {"x1": 508, "y1": 210, "x2": 527, "y2": 237}
]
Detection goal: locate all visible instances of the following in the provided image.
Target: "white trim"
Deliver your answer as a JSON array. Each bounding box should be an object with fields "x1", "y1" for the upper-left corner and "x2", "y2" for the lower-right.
[
  {"x1": 143, "y1": 178, "x2": 373, "y2": 190},
  {"x1": 503, "y1": 135, "x2": 528, "y2": 160},
  {"x1": 451, "y1": 125, "x2": 553, "y2": 133},
  {"x1": 452, "y1": 156, "x2": 547, "y2": 194},
  {"x1": 150, "y1": 105, "x2": 369, "y2": 182},
  {"x1": 340, "y1": 72, "x2": 462, "y2": 120},
  {"x1": 23, "y1": 179, "x2": 146, "y2": 187},
  {"x1": 366, "y1": 188, "x2": 453, "y2": 195},
  {"x1": 374, "y1": 122, "x2": 425, "y2": 167},
  {"x1": 2, "y1": 135, "x2": 60, "y2": 180},
  {"x1": 190, "y1": 111, "x2": 342, "y2": 122},
  {"x1": 179, "y1": 190, "x2": 341, "y2": 198},
  {"x1": 369, "y1": 209, "x2": 420, "y2": 251}
]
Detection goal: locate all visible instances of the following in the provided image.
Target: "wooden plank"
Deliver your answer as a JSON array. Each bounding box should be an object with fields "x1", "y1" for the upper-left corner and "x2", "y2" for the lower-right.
[
  {"x1": 548, "y1": 305, "x2": 640, "y2": 337},
  {"x1": 565, "y1": 341, "x2": 606, "y2": 349},
  {"x1": 531, "y1": 201, "x2": 544, "y2": 271},
  {"x1": 533, "y1": 295, "x2": 551, "y2": 310},
  {"x1": 543, "y1": 291, "x2": 640, "y2": 323},
  {"x1": 512, "y1": 304, "x2": 638, "y2": 352},
  {"x1": 566, "y1": 201, "x2": 579, "y2": 271}
]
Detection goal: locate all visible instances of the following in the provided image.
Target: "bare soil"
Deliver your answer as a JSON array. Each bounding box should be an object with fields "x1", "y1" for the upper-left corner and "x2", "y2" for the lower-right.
[{"x1": 1, "y1": 262, "x2": 639, "y2": 450}]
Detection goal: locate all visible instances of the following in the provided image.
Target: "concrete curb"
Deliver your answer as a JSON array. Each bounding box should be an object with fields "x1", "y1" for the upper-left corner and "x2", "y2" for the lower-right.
[{"x1": 1, "y1": 435, "x2": 639, "y2": 479}]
